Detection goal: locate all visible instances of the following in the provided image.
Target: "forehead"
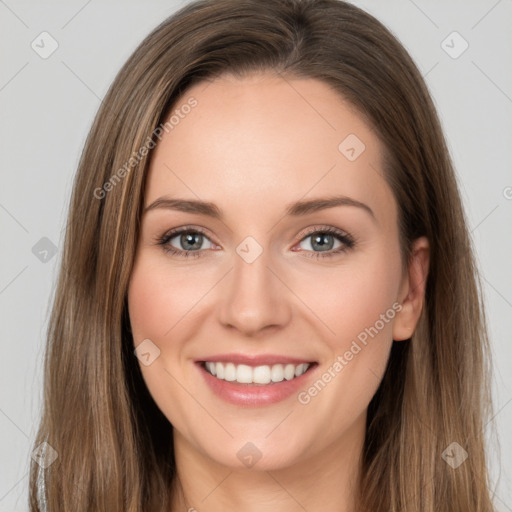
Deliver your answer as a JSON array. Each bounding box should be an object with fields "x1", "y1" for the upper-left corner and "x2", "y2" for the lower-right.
[{"x1": 145, "y1": 72, "x2": 395, "y2": 228}]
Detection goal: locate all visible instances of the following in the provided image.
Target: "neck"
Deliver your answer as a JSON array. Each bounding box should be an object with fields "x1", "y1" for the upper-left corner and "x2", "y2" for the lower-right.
[{"x1": 170, "y1": 412, "x2": 365, "y2": 512}]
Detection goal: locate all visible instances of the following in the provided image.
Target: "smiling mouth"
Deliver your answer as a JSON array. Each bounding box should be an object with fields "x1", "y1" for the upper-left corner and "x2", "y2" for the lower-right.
[{"x1": 201, "y1": 361, "x2": 316, "y2": 385}]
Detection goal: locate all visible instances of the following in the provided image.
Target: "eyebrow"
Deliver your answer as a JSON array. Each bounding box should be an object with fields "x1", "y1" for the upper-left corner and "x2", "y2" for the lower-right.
[{"x1": 143, "y1": 195, "x2": 375, "y2": 221}]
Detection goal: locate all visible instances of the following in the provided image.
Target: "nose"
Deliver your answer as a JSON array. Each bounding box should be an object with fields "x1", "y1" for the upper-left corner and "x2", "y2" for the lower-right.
[{"x1": 217, "y1": 245, "x2": 292, "y2": 337}]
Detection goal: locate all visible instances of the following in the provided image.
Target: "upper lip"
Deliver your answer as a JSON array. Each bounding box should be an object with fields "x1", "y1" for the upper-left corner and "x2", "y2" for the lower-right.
[{"x1": 197, "y1": 354, "x2": 316, "y2": 367}]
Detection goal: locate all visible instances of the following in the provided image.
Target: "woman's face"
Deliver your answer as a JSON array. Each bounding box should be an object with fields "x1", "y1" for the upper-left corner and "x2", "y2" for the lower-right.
[{"x1": 128, "y1": 73, "x2": 423, "y2": 471}]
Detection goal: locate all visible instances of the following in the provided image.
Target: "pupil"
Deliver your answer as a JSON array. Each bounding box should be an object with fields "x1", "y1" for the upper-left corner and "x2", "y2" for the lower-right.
[
  {"x1": 182, "y1": 232, "x2": 202, "y2": 250},
  {"x1": 312, "y1": 233, "x2": 333, "y2": 251}
]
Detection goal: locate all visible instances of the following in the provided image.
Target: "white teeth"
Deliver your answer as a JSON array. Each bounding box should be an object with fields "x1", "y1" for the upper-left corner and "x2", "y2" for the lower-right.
[
  {"x1": 253, "y1": 365, "x2": 271, "y2": 384},
  {"x1": 224, "y1": 362, "x2": 236, "y2": 381},
  {"x1": 215, "y1": 362, "x2": 225, "y2": 379},
  {"x1": 284, "y1": 364, "x2": 296, "y2": 381},
  {"x1": 237, "y1": 364, "x2": 253, "y2": 383},
  {"x1": 206, "y1": 362, "x2": 216, "y2": 376},
  {"x1": 204, "y1": 361, "x2": 311, "y2": 384},
  {"x1": 271, "y1": 364, "x2": 284, "y2": 383},
  {"x1": 295, "y1": 363, "x2": 307, "y2": 377}
]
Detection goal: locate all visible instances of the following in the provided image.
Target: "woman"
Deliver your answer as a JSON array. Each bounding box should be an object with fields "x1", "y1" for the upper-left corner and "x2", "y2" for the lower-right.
[{"x1": 30, "y1": 0, "x2": 496, "y2": 510}]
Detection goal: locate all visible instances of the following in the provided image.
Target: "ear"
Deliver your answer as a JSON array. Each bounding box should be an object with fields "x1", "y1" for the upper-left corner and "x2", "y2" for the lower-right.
[{"x1": 393, "y1": 236, "x2": 430, "y2": 341}]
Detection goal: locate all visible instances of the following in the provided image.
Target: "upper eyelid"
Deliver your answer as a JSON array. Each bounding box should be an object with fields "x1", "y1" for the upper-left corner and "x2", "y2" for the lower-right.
[{"x1": 162, "y1": 225, "x2": 215, "y2": 243}]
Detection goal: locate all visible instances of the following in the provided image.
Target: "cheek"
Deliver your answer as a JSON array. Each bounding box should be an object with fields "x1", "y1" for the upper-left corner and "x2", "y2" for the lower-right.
[
  {"x1": 296, "y1": 247, "x2": 402, "y2": 350},
  {"x1": 292, "y1": 246, "x2": 402, "y2": 433},
  {"x1": 127, "y1": 255, "x2": 212, "y2": 433},
  {"x1": 128, "y1": 255, "x2": 211, "y2": 342}
]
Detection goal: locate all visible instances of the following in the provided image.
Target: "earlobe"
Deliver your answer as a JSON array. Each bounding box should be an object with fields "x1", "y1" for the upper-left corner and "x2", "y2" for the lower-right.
[{"x1": 392, "y1": 236, "x2": 430, "y2": 341}]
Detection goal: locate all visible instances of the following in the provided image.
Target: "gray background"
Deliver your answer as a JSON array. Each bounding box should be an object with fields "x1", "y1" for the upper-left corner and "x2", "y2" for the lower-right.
[{"x1": 1, "y1": 0, "x2": 511, "y2": 510}]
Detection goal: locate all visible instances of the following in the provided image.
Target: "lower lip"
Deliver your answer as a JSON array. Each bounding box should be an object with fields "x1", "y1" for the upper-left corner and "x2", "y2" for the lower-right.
[{"x1": 197, "y1": 363, "x2": 317, "y2": 407}]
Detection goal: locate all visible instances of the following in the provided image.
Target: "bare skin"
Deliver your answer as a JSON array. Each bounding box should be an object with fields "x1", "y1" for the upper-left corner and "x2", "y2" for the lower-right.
[{"x1": 128, "y1": 72, "x2": 429, "y2": 512}]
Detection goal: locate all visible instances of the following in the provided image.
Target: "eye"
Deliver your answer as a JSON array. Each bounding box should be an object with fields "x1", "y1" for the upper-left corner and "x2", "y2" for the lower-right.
[
  {"x1": 295, "y1": 226, "x2": 355, "y2": 259},
  {"x1": 156, "y1": 227, "x2": 217, "y2": 258},
  {"x1": 155, "y1": 225, "x2": 355, "y2": 260}
]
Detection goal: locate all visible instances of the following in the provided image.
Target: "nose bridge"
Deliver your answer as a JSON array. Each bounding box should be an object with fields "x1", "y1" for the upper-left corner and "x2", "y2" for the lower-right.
[{"x1": 217, "y1": 235, "x2": 291, "y2": 334}]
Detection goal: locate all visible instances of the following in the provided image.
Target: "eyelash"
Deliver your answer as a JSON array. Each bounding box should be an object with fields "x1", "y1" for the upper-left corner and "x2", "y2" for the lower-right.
[{"x1": 155, "y1": 225, "x2": 355, "y2": 260}]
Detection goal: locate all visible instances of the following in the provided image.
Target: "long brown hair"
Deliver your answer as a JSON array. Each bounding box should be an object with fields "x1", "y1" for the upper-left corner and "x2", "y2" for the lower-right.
[{"x1": 29, "y1": 0, "x2": 496, "y2": 510}]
